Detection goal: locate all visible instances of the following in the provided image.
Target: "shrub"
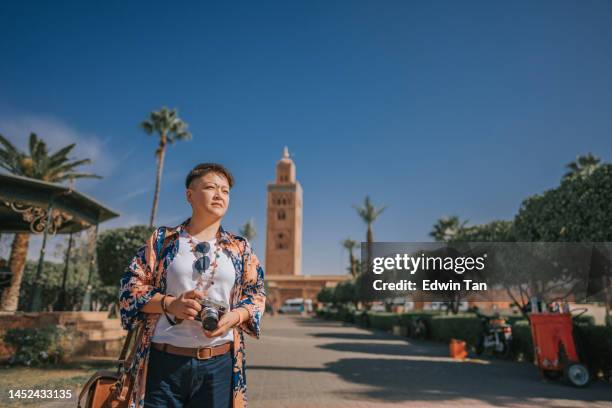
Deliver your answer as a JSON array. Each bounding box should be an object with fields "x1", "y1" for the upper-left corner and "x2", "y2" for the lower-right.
[
  {"x1": 574, "y1": 314, "x2": 596, "y2": 326},
  {"x1": 367, "y1": 312, "x2": 400, "y2": 331},
  {"x1": 428, "y1": 315, "x2": 482, "y2": 345},
  {"x1": 509, "y1": 320, "x2": 533, "y2": 362},
  {"x1": 336, "y1": 305, "x2": 356, "y2": 323},
  {"x1": 353, "y1": 310, "x2": 368, "y2": 327},
  {"x1": 575, "y1": 324, "x2": 612, "y2": 381},
  {"x1": 3, "y1": 325, "x2": 79, "y2": 366}
]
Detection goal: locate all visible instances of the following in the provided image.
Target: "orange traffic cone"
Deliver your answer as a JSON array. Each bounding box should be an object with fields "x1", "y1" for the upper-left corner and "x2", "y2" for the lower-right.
[{"x1": 449, "y1": 338, "x2": 468, "y2": 360}]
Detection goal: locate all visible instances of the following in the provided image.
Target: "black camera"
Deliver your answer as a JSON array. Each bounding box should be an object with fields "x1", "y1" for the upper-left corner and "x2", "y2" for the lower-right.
[{"x1": 196, "y1": 298, "x2": 228, "y2": 331}]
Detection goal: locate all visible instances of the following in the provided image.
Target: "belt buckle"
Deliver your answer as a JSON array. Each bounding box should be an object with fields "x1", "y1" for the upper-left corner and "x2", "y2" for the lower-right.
[{"x1": 196, "y1": 346, "x2": 213, "y2": 360}]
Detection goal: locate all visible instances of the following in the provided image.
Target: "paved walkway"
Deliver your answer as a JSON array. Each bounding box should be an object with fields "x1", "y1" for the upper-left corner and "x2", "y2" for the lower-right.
[{"x1": 246, "y1": 315, "x2": 612, "y2": 408}]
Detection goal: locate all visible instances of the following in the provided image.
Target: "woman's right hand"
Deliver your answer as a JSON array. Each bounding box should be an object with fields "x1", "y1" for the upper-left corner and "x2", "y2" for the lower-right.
[{"x1": 166, "y1": 289, "x2": 204, "y2": 320}]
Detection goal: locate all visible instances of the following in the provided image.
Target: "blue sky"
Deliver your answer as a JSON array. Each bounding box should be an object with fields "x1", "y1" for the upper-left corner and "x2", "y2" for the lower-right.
[{"x1": 1, "y1": 0, "x2": 611, "y2": 275}]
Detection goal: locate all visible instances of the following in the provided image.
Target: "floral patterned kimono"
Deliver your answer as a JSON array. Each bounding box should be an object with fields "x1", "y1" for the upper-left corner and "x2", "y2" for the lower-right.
[{"x1": 119, "y1": 218, "x2": 266, "y2": 408}]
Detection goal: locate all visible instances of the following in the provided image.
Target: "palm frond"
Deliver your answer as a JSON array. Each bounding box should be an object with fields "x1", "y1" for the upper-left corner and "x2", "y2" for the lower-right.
[
  {"x1": 48, "y1": 143, "x2": 76, "y2": 167},
  {"x1": 0, "y1": 133, "x2": 100, "y2": 184},
  {"x1": 0, "y1": 134, "x2": 19, "y2": 156},
  {"x1": 141, "y1": 121, "x2": 154, "y2": 134},
  {"x1": 28, "y1": 133, "x2": 39, "y2": 155},
  {"x1": 45, "y1": 158, "x2": 93, "y2": 179},
  {"x1": 53, "y1": 173, "x2": 103, "y2": 182}
]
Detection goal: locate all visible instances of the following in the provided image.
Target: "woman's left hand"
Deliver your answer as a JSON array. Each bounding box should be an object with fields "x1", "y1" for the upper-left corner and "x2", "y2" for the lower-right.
[{"x1": 204, "y1": 310, "x2": 241, "y2": 338}]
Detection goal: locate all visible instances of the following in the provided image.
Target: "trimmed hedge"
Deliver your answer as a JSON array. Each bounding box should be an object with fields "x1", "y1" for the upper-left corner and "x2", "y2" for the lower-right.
[
  {"x1": 575, "y1": 325, "x2": 612, "y2": 381},
  {"x1": 509, "y1": 320, "x2": 533, "y2": 362},
  {"x1": 366, "y1": 312, "x2": 400, "y2": 331},
  {"x1": 428, "y1": 315, "x2": 482, "y2": 345},
  {"x1": 317, "y1": 305, "x2": 357, "y2": 323}
]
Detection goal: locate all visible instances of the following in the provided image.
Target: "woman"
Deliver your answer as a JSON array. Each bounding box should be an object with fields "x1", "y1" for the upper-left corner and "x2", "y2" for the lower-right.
[{"x1": 119, "y1": 163, "x2": 266, "y2": 408}]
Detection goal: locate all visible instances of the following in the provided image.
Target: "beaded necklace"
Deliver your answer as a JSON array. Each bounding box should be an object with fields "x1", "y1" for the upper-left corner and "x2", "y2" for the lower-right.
[{"x1": 183, "y1": 228, "x2": 221, "y2": 296}]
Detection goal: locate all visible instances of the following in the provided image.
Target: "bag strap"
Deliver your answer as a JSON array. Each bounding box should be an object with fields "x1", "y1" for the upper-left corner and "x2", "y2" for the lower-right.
[
  {"x1": 76, "y1": 370, "x2": 117, "y2": 408},
  {"x1": 118, "y1": 326, "x2": 137, "y2": 369},
  {"x1": 109, "y1": 321, "x2": 145, "y2": 403},
  {"x1": 119, "y1": 328, "x2": 135, "y2": 361},
  {"x1": 77, "y1": 373, "x2": 98, "y2": 408}
]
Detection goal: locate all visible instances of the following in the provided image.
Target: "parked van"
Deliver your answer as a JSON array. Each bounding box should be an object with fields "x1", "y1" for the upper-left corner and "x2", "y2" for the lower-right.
[{"x1": 279, "y1": 298, "x2": 312, "y2": 314}]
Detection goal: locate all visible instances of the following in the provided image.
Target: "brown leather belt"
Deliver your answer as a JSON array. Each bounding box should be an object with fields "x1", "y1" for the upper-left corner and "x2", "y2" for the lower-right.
[{"x1": 152, "y1": 342, "x2": 232, "y2": 360}]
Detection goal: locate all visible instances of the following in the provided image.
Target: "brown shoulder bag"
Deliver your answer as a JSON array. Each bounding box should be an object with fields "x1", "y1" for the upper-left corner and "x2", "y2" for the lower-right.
[{"x1": 77, "y1": 324, "x2": 142, "y2": 408}]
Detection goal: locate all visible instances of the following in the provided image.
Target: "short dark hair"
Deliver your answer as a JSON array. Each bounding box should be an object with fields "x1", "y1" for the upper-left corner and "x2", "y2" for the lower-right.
[{"x1": 185, "y1": 163, "x2": 234, "y2": 189}]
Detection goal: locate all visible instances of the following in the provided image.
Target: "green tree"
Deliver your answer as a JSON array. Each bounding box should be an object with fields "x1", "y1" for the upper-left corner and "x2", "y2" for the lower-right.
[
  {"x1": 353, "y1": 196, "x2": 386, "y2": 271},
  {"x1": 452, "y1": 220, "x2": 515, "y2": 242},
  {"x1": 515, "y1": 164, "x2": 612, "y2": 241},
  {"x1": 0, "y1": 133, "x2": 101, "y2": 311},
  {"x1": 421, "y1": 219, "x2": 514, "y2": 314},
  {"x1": 515, "y1": 163, "x2": 612, "y2": 321},
  {"x1": 429, "y1": 215, "x2": 468, "y2": 242},
  {"x1": 317, "y1": 287, "x2": 334, "y2": 304},
  {"x1": 141, "y1": 107, "x2": 192, "y2": 227},
  {"x1": 341, "y1": 238, "x2": 359, "y2": 278},
  {"x1": 334, "y1": 280, "x2": 359, "y2": 308},
  {"x1": 563, "y1": 153, "x2": 601, "y2": 181},
  {"x1": 239, "y1": 219, "x2": 257, "y2": 243},
  {"x1": 96, "y1": 225, "x2": 156, "y2": 287}
]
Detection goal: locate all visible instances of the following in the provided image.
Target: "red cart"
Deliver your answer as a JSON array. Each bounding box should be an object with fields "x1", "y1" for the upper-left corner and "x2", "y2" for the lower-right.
[{"x1": 529, "y1": 311, "x2": 590, "y2": 387}]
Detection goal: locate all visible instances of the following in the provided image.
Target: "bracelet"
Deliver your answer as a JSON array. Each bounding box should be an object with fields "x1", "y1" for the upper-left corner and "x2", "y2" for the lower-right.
[
  {"x1": 237, "y1": 307, "x2": 248, "y2": 325},
  {"x1": 162, "y1": 294, "x2": 177, "y2": 326}
]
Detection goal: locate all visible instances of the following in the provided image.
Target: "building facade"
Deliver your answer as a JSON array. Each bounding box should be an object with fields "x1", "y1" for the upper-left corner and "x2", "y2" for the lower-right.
[{"x1": 264, "y1": 147, "x2": 349, "y2": 311}]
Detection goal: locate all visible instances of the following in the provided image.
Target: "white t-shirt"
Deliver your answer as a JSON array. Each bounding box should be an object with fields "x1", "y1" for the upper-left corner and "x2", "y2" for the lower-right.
[{"x1": 152, "y1": 229, "x2": 235, "y2": 347}]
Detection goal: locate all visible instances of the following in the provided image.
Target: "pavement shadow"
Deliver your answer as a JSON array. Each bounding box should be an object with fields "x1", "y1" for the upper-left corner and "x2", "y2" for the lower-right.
[
  {"x1": 249, "y1": 365, "x2": 326, "y2": 373},
  {"x1": 293, "y1": 317, "x2": 353, "y2": 327},
  {"x1": 318, "y1": 341, "x2": 448, "y2": 358},
  {"x1": 324, "y1": 357, "x2": 612, "y2": 406},
  {"x1": 310, "y1": 332, "x2": 398, "y2": 341}
]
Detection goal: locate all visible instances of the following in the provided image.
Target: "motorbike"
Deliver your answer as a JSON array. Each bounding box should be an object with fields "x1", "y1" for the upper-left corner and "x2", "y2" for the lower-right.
[{"x1": 474, "y1": 310, "x2": 513, "y2": 358}]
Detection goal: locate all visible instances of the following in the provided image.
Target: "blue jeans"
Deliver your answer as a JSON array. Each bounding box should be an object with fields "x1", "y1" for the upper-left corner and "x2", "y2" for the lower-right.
[{"x1": 144, "y1": 346, "x2": 233, "y2": 408}]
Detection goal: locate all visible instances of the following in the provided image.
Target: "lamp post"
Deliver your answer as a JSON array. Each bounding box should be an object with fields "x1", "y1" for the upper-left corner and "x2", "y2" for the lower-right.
[
  {"x1": 81, "y1": 223, "x2": 99, "y2": 311},
  {"x1": 55, "y1": 230, "x2": 74, "y2": 311},
  {"x1": 29, "y1": 201, "x2": 54, "y2": 311}
]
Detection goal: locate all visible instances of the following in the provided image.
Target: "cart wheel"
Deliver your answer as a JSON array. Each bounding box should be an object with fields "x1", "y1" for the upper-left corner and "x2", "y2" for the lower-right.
[
  {"x1": 564, "y1": 363, "x2": 590, "y2": 387},
  {"x1": 494, "y1": 338, "x2": 511, "y2": 359}
]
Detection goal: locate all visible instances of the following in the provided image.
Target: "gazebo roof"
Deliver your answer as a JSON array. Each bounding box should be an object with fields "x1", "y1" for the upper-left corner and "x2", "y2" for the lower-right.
[{"x1": 0, "y1": 172, "x2": 119, "y2": 234}]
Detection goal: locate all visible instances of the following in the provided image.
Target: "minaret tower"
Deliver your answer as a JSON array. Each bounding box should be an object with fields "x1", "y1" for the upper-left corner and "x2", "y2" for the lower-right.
[{"x1": 265, "y1": 147, "x2": 303, "y2": 276}]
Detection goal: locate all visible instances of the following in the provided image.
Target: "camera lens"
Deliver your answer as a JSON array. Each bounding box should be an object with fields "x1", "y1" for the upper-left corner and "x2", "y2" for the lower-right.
[{"x1": 201, "y1": 307, "x2": 219, "y2": 331}]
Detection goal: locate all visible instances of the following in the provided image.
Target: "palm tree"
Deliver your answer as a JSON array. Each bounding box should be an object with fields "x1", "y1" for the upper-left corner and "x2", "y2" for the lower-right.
[
  {"x1": 141, "y1": 107, "x2": 192, "y2": 227},
  {"x1": 429, "y1": 215, "x2": 468, "y2": 241},
  {"x1": 429, "y1": 215, "x2": 468, "y2": 242},
  {"x1": 353, "y1": 196, "x2": 386, "y2": 269},
  {"x1": 0, "y1": 133, "x2": 101, "y2": 311},
  {"x1": 563, "y1": 153, "x2": 601, "y2": 180},
  {"x1": 239, "y1": 219, "x2": 257, "y2": 243},
  {"x1": 341, "y1": 238, "x2": 359, "y2": 277}
]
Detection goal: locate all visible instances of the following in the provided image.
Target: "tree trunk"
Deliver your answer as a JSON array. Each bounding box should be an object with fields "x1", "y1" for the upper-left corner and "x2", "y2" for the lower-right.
[
  {"x1": 0, "y1": 233, "x2": 30, "y2": 312},
  {"x1": 349, "y1": 251, "x2": 357, "y2": 277},
  {"x1": 604, "y1": 274, "x2": 610, "y2": 326},
  {"x1": 366, "y1": 225, "x2": 373, "y2": 272},
  {"x1": 149, "y1": 139, "x2": 166, "y2": 228}
]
